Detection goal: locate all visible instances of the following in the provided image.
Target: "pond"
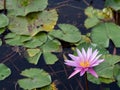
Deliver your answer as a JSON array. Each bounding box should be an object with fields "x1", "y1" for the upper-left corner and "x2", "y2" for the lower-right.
[{"x1": 0, "y1": 0, "x2": 120, "y2": 90}]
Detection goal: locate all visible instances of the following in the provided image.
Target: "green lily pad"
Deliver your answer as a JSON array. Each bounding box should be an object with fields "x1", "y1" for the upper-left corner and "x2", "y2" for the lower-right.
[
  {"x1": 0, "y1": 39, "x2": 2, "y2": 46},
  {"x1": 8, "y1": 9, "x2": 58, "y2": 35},
  {"x1": 6, "y1": 0, "x2": 48, "y2": 16},
  {"x1": 105, "y1": 0, "x2": 120, "y2": 11},
  {"x1": 27, "y1": 48, "x2": 40, "y2": 57},
  {"x1": 84, "y1": 17, "x2": 100, "y2": 29},
  {"x1": 49, "y1": 24, "x2": 81, "y2": 43},
  {"x1": 0, "y1": 28, "x2": 5, "y2": 34},
  {"x1": 0, "y1": 14, "x2": 9, "y2": 28},
  {"x1": 24, "y1": 32, "x2": 47, "y2": 48},
  {"x1": 76, "y1": 43, "x2": 109, "y2": 55},
  {"x1": 26, "y1": 51, "x2": 42, "y2": 65},
  {"x1": 5, "y1": 33, "x2": 32, "y2": 46},
  {"x1": 91, "y1": 22, "x2": 120, "y2": 47},
  {"x1": 43, "y1": 52, "x2": 58, "y2": 65},
  {"x1": 18, "y1": 68, "x2": 51, "y2": 90},
  {"x1": 39, "y1": 83, "x2": 58, "y2": 90},
  {"x1": 0, "y1": 0, "x2": 4, "y2": 10},
  {"x1": 0, "y1": 64, "x2": 11, "y2": 80},
  {"x1": 42, "y1": 39, "x2": 61, "y2": 53},
  {"x1": 88, "y1": 54, "x2": 120, "y2": 84}
]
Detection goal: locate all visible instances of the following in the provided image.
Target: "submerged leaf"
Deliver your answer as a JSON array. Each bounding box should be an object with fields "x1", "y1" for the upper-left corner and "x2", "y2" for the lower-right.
[
  {"x1": 18, "y1": 68, "x2": 51, "y2": 90},
  {"x1": 0, "y1": 64, "x2": 11, "y2": 80}
]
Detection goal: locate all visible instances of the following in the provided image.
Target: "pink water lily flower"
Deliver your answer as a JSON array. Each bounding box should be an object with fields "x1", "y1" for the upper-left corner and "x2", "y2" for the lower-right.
[{"x1": 65, "y1": 48, "x2": 104, "y2": 79}]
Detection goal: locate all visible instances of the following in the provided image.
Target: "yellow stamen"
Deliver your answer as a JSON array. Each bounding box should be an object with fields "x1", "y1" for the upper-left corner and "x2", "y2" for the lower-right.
[{"x1": 80, "y1": 61, "x2": 90, "y2": 68}]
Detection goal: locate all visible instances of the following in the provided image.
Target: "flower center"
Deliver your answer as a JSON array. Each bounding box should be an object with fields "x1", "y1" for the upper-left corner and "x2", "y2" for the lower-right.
[{"x1": 80, "y1": 61, "x2": 90, "y2": 68}]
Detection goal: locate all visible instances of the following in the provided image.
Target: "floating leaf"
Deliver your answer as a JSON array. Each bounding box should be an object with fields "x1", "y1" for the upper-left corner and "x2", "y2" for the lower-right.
[
  {"x1": 84, "y1": 17, "x2": 100, "y2": 29},
  {"x1": 0, "y1": 64, "x2": 11, "y2": 80},
  {"x1": 24, "y1": 32, "x2": 47, "y2": 48},
  {"x1": 88, "y1": 54, "x2": 120, "y2": 84},
  {"x1": 27, "y1": 48, "x2": 40, "y2": 57},
  {"x1": 39, "y1": 83, "x2": 58, "y2": 90},
  {"x1": 84, "y1": 7, "x2": 113, "y2": 29},
  {"x1": 76, "y1": 43, "x2": 109, "y2": 55},
  {"x1": 18, "y1": 68, "x2": 51, "y2": 90},
  {"x1": 49, "y1": 24, "x2": 81, "y2": 43},
  {"x1": 0, "y1": 0, "x2": 4, "y2": 10},
  {"x1": 42, "y1": 39, "x2": 61, "y2": 53},
  {"x1": 43, "y1": 52, "x2": 58, "y2": 65},
  {"x1": 0, "y1": 14, "x2": 9, "y2": 28},
  {"x1": 0, "y1": 28, "x2": 5, "y2": 34},
  {"x1": 6, "y1": 0, "x2": 48, "y2": 16},
  {"x1": 5, "y1": 33, "x2": 32, "y2": 46},
  {"x1": 0, "y1": 39, "x2": 2, "y2": 46},
  {"x1": 113, "y1": 64, "x2": 120, "y2": 87},
  {"x1": 8, "y1": 9, "x2": 58, "y2": 35},
  {"x1": 105, "y1": 0, "x2": 120, "y2": 11},
  {"x1": 91, "y1": 22, "x2": 120, "y2": 47},
  {"x1": 26, "y1": 51, "x2": 42, "y2": 65}
]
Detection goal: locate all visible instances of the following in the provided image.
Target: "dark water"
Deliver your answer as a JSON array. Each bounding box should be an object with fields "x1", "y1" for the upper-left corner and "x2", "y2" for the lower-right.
[{"x1": 0, "y1": 0, "x2": 120, "y2": 90}]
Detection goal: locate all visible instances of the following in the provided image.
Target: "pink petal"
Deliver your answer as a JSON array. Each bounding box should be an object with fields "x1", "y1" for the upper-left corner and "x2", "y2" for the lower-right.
[
  {"x1": 87, "y1": 48, "x2": 92, "y2": 60},
  {"x1": 64, "y1": 60, "x2": 78, "y2": 67},
  {"x1": 88, "y1": 68, "x2": 98, "y2": 78},
  {"x1": 68, "y1": 70, "x2": 80, "y2": 79},
  {"x1": 80, "y1": 68, "x2": 88, "y2": 76},
  {"x1": 89, "y1": 49, "x2": 99, "y2": 62},
  {"x1": 90, "y1": 59, "x2": 104, "y2": 67},
  {"x1": 82, "y1": 48, "x2": 87, "y2": 60},
  {"x1": 68, "y1": 54, "x2": 79, "y2": 61},
  {"x1": 76, "y1": 49, "x2": 84, "y2": 62}
]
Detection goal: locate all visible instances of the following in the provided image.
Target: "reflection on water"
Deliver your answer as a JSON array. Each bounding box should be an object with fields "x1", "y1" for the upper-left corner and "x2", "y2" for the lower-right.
[{"x1": 0, "y1": 0, "x2": 120, "y2": 90}]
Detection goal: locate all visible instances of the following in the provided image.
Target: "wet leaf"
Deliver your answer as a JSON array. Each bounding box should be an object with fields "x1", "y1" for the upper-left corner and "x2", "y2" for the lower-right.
[
  {"x1": 8, "y1": 10, "x2": 58, "y2": 35},
  {"x1": 105, "y1": 0, "x2": 120, "y2": 11},
  {"x1": 0, "y1": 64, "x2": 11, "y2": 80},
  {"x1": 0, "y1": 14, "x2": 9, "y2": 28},
  {"x1": 18, "y1": 68, "x2": 51, "y2": 90},
  {"x1": 49, "y1": 24, "x2": 81, "y2": 43},
  {"x1": 91, "y1": 22, "x2": 120, "y2": 47},
  {"x1": 43, "y1": 52, "x2": 58, "y2": 65},
  {"x1": 6, "y1": 0, "x2": 48, "y2": 16}
]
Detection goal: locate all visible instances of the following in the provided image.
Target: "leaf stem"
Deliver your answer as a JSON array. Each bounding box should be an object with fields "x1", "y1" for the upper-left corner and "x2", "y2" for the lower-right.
[
  {"x1": 85, "y1": 73, "x2": 89, "y2": 90},
  {"x1": 3, "y1": 0, "x2": 7, "y2": 14}
]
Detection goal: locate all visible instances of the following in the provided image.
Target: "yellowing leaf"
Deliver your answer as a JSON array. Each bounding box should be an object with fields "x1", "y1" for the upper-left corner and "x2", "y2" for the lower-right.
[
  {"x1": 27, "y1": 48, "x2": 40, "y2": 57},
  {"x1": 42, "y1": 21, "x2": 56, "y2": 32}
]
